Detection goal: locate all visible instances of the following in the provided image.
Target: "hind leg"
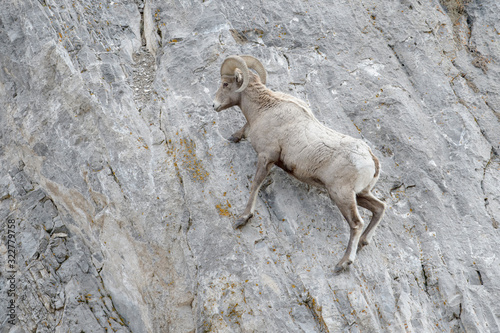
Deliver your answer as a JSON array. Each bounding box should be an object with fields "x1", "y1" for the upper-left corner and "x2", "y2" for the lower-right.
[
  {"x1": 328, "y1": 188, "x2": 365, "y2": 273},
  {"x1": 356, "y1": 191, "x2": 386, "y2": 251}
]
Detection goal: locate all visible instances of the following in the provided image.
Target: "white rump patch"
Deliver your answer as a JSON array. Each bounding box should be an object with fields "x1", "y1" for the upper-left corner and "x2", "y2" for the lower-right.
[
  {"x1": 350, "y1": 150, "x2": 376, "y2": 193},
  {"x1": 354, "y1": 165, "x2": 376, "y2": 193}
]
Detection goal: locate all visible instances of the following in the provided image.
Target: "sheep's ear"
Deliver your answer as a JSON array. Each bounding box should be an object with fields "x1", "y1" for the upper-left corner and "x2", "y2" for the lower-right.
[
  {"x1": 234, "y1": 69, "x2": 243, "y2": 85},
  {"x1": 234, "y1": 69, "x2": 243, "y2": 86}
]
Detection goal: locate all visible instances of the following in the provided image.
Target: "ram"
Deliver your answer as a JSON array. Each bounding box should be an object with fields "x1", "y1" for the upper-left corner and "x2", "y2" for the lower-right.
[{"x1": 213, "y1": 55, "x2": 386, "y2": 272}]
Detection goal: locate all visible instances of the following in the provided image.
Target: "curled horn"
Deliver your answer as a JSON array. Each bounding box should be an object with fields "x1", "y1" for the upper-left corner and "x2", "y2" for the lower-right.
[
  {"x1": 220, "y1": 56, "x2": 249, "y2": 92},
  {"x1": 240, "y1": 55, "x2": 267, "y2": 84}
]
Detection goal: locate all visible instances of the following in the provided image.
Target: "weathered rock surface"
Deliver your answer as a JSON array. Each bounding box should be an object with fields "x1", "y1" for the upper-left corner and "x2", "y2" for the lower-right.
[{"x1": 1, "y1": 0, "x2": 499, "y2": 332}]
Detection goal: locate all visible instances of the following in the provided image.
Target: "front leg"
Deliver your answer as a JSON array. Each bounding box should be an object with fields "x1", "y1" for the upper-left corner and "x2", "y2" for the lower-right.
[
  {"x1": 235, "y1": 153, "x2": 276, "y2": 229},
  {"x1": 228, "y1": 122, "x2": 249, "y2": 143}
]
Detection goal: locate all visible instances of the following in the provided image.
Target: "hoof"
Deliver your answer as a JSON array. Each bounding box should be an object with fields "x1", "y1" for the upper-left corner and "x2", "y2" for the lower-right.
[
  {"x1": 234, "y1": 214, "x2": 252, "y2": 229},
  {"x1": 228, "y1": 135, "x2": 241, "y2": 143},
  {"x1": 333, "y1": 265, "x2": 345, "y2": 274},
  {"x1": 334, "y1": 260, "x2": 353, "y2": 273}
]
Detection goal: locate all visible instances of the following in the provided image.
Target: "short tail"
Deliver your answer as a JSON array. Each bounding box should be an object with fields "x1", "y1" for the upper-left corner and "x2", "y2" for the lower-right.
[{"x1": 370, "y1": 150, "x2": 380, "y2": 179}]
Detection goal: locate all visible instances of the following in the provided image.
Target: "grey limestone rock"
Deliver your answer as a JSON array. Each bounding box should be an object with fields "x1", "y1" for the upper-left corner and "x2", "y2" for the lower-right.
[{"x1": 1, "y1": 0, "x2": 499, "y2": 332}]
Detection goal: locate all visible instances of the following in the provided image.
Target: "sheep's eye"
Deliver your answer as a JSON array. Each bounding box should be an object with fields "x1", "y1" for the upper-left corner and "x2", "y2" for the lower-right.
[{"x1": 223, "y1": 82, "x2": 229, "y2": 87}]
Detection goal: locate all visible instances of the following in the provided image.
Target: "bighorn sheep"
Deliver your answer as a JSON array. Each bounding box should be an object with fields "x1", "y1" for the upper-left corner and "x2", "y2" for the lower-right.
[{"x1": 212, "y1": 55, "x2": 386, "y2": 272}]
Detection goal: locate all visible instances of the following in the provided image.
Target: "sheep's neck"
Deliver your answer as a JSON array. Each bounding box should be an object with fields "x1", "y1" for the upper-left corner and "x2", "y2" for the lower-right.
[{"x1": 238, "y1": 84, "x2": 273, "y2": 126}]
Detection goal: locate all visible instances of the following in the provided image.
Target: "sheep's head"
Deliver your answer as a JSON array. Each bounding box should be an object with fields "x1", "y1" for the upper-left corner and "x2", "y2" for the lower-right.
[{"x1": 213, "y1": 55, "x2": 267, "y2": 112}]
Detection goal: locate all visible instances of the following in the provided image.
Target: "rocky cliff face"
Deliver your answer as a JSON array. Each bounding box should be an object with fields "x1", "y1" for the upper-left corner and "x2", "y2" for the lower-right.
[{"x1": 1, "y1": 0, "x2": 499, "y2": 332}]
